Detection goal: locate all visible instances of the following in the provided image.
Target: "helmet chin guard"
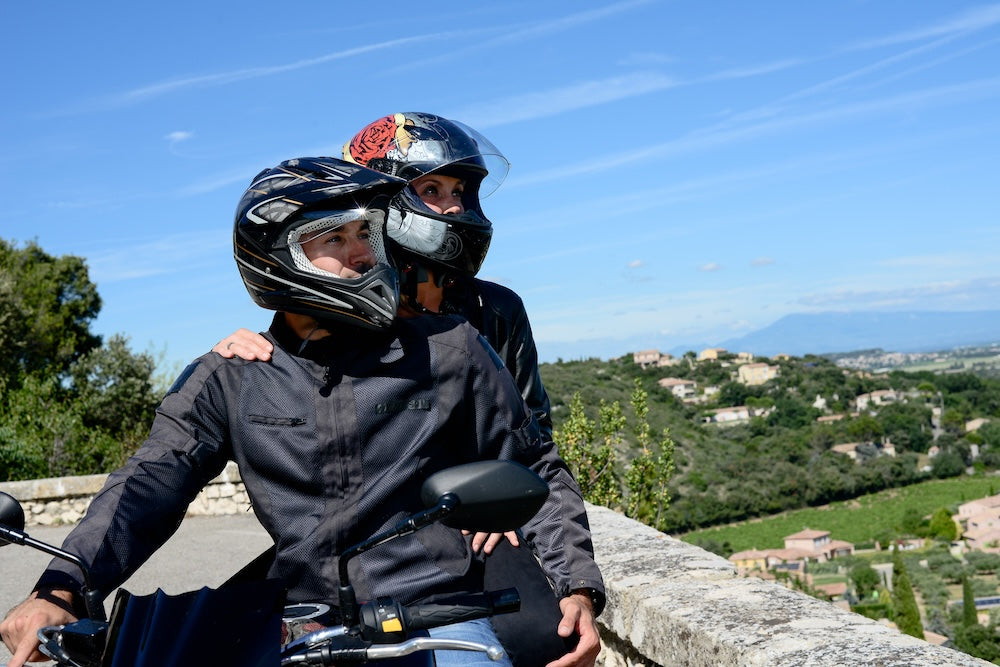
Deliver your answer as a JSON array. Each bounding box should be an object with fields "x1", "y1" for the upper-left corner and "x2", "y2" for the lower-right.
[{"x1": 233, "y1": 157, "x2": 407, "y2": 330}]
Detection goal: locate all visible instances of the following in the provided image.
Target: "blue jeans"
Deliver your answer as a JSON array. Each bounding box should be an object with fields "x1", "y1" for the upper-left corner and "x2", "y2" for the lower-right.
[{"x1": 428, "y1": 618, "x2": 513, "y2": 667}]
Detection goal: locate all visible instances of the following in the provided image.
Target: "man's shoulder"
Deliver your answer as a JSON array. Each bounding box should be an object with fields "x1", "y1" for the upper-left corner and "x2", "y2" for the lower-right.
[
  {"x1": 471, "y1": 278, "x2": 526, "y2": 311},
  {"x1": 397, "y1": 313, "x2": 475, "y2": 341}
]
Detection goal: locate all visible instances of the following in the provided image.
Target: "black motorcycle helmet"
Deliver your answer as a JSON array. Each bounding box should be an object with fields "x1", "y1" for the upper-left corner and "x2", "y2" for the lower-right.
[
  {"x1": 342, "y1": 112, "x2": 509, "y2": 279},
  {"x1": 234, "y1": 157, "x2": 407, "y2": 330}
]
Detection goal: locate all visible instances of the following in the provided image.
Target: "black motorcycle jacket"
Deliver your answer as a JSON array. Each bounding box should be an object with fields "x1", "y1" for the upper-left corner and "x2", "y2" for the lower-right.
[
  {"x1": 36, "y1": 314, "x2": 604, "y2": 613},
  {"x1": 443, "y1": 278, "x2": 553, "y2": 443}
]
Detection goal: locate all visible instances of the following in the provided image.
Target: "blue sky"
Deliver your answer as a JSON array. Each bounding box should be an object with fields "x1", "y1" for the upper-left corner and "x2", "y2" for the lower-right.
[{"x1": 3, "y1": 1, "x2": 999, "y2": 375}]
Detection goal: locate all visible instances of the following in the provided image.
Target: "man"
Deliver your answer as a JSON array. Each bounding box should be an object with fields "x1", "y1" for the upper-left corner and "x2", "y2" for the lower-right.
[
  {"x1": 216, "y1": 113, "x2": 605, "y2": 667},
  {"x1": 0, "y1": 157, "x2": 601, "y2": 667}
]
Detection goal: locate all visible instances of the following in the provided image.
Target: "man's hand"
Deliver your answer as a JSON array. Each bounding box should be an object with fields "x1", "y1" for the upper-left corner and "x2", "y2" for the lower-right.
[
  {"x1": 1, "y1": 590, "x2": 78, "y2": 667},
  {"x1": 212, "y1": 328, "x2": 273, "y2": 361},
  {"x1": 462, "y1": 530, "x2": 519, "y2": 555},
  {"x1": 545, "y1": 592, "x2": 601, "y2": 667}
]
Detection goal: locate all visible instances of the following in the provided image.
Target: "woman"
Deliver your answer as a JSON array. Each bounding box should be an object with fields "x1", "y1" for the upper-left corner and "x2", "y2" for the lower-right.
[{"x1": 215, "y1": 113, "x2": 603, "y2": 667}]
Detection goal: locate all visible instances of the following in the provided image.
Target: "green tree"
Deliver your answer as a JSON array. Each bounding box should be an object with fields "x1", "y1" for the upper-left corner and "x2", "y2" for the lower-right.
[
  {"x1": 624, "y1": 379, "x2": 675, "y2": 530},
  {"x1": 850, "y1": 562, "x2": 881, "y2": 600},
  {"x1": 0, "y1": 238, "x2": 159, "y2": 480},
  {"x1": 891, "y1": 551, "x2": 925, "y2": 639},
  {"x1": 953, "y1": 624, "x2": 1000, "y2": 663},
  {"x1": 848, "y1": 414, "x2": 884, "y2": 442},
  {"x1": 0, "y1": 239, "x2": 102, "y2": 386},
  {"x1": 928, "y1": 507, "x2": 958, "y2": 541},
  {"x1": 555, "y1": 393, "x2": 619, "y2": 507},
  {"x1": 69, "y1": 334, "x2": 158, "y2": 436},
  {"x1": 962, "y1": 575, "x2": 978, "y2": 628}
]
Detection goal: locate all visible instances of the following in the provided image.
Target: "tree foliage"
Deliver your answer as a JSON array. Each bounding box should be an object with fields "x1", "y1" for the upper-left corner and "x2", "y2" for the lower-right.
[
  {"x1": 0, "y1": 239, "x2": 102, "y2": 386},
  {"x1": 0, "y1": 238, "x2": 159, "y2": 481},
  {"x1": 554, "y1": 380, "x2": 675, "y2": 531},
  {"x1": 891, "y1": 550, "x2": 925, "y2": 639},
  {"x1": 541, "y1": 349, "x2": 1000, "y2": 535}
]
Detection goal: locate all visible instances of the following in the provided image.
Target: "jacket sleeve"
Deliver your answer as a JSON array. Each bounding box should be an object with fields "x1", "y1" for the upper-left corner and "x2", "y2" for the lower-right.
[
  {"x1": 34, "y1": 355, "x2": 232, "y2": 602},
  {"x1": 472, "y1": 280, "x2": 554, "y2": 443},
  {"x1": 464, "y1": 329, "x2": 606, "y2": 614}
]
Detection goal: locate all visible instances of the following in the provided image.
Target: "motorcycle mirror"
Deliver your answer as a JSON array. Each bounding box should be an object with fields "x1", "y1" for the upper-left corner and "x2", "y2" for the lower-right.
[
  {"x1": 420, "y1": 460, "x2": 549, "y2": 533},
  {"x1": 0, "y1": 492, "x2": 26, "y2": 545}
]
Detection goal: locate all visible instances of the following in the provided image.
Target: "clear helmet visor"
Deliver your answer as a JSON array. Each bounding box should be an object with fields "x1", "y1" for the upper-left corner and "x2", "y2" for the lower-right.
[
  {"x1": 344, "y1": 114, "x2": 510, "y2": 198},
  {"x1": 408, "y1": 119, "x2": 509, "y2": 199}
]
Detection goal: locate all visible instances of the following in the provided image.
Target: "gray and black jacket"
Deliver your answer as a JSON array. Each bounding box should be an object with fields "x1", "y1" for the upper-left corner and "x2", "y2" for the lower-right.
[{"x1": 36, "y1": 313, "x2": 603, "y2": 612}]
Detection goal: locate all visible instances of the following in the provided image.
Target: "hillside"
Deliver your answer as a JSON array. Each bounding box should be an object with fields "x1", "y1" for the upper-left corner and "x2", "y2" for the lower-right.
[
  {"x1": 716, "y1": 310, "x2": 1000, "y2": 357},
  {"x1": 538, "y1": 309, "x2": 1000, "y2": 364},
  {"x1": 538, "y1": 349, "x2": 1000, "y2": 535}
]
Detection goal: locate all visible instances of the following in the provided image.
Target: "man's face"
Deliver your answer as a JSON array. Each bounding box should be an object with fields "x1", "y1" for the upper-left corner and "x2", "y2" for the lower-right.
[{"x1": 300, "y1": 219, "x2": 376, "y2": 279}]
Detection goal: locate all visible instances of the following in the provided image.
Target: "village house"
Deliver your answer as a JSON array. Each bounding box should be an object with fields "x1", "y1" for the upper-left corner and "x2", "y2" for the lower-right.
[
  {"x1": 783, "y1": 529, "x2": 854, "y2": 561},
  {"x1": 703, "y1": 405, "x2": 751, "y2": 424},
  {"x1": 658, "y1": 377, "x2": 697, "y2": 399},
  {"x1": 855, "y1": 389, "x2": 898, "y2": 412},
  {"x1": 957, "y1": 494, "x2": 1000, "y2": 552},
  {"x1": 816, "y1": 414, "x2": 846, "y2": 424},
  {"x1": 737, "y1": 362, "x2": 779, "y2": 386},
  {"x1": 633, "y1": 349, "x2": 679, "y2": 369},
  {"x1": 830, "y1": 440, "x2": 896, "y2": 463},
  {"x1": 966, "y1": 417, "x2": 990, "y2": 433},
  {"x1": 633, "y1": 349, "x2": 661, "y2": 368},
  {"x1": 698, "y1": 347, "x2": 727, "y2": 361},
  {"x1": 729, "y1": 529, "x2": 855, "y2": 577},
  {"x1": 958, "y1": 494, "x2": 1000, "y2": 520}
]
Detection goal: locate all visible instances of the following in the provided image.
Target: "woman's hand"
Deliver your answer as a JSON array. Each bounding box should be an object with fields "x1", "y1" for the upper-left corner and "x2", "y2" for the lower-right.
[
  {"x1": 212, "y1": 328, "x2": 273, "y2": 361},
  {"x1": 463, "y1": 530, "x2": 519, "y2": 555}
]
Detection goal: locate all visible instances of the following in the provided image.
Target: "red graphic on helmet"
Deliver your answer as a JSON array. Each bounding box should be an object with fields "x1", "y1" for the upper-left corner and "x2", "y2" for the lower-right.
[{"x1": 343, "y1": 113, "x2": 414, "y2": 166}]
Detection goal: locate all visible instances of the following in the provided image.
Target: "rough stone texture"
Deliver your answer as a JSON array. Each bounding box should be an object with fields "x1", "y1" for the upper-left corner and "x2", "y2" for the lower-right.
[
  {"x1": 586, "y1": 503, "x2": 991, "y2": 666},
  {"x1": 2, "y1": 473, "x2": 992, "y2": 665},
  {"x1": 0, "y1": 462, "x2": 249, "y2": 526}
]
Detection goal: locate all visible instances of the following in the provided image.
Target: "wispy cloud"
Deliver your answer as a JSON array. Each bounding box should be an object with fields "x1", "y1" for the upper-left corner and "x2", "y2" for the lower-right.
[
  {"x1": 50, "y1": 34, "x2": 450, "y2": 115},
  {"x1": 879, "y1": 253, "x2": 990, "y2": 269},
  {"x1": 165, "y1": 130, "x2": 193, "y2": 145},
  {"x1": 485, "y1": 0, "x2": 657, "y2": 45},
  {"x1": 846, "y1": 4, "x2": 1000, "y2": 51},
  {"x1": 617, "y1": 51, "x2": 676, "y2": 67},
  {"x1": 87, "y1": 232, "x2": 230, "y2": 283},
  {"x1": 508, "y1": 75, "x2": 1000, "y2": 186},
  {"x1": 751, "y1": 257, "x2": 775, "y2": 267},
  {"x1": 699, "y1": 262, "x2": 722, "y2": 272},
  {"x1": 702, "y1": 59, "x2": 804, "y2": 82},
  {"x1": 797, "y1": 276, "x2": 1000, "y2": 310},
  {"x1": 456, "y1": 72, "x2": 678, "y2": 128},
  {"x1": 388, "y1": 0, "x2": 657, "y2": 74}
]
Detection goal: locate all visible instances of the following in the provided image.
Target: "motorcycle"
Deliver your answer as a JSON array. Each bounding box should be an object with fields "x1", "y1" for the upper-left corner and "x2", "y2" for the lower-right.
[{"x1": 0, "y1": 459, "x2": 549, "y2": 666}]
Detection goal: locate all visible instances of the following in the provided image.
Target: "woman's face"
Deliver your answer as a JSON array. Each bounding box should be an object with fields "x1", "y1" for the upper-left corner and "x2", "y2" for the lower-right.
[
  {"x1": 300, "y1": 219, "x2": 376, "y2": 278},
  {"x1": 411, "y1": 174, "x2": 465, "y2": 214}
]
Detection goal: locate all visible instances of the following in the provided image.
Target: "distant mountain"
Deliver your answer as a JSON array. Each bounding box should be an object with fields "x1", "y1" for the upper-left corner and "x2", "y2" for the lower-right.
[{"x1": 715, "y1": 310, "x2": 1000, "y2": 358}]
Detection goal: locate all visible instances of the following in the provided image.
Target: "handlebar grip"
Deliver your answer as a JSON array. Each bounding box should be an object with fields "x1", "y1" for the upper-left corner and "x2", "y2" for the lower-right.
[{"x1": 404, "y1": 588, "x2": 520, "y2": 631}]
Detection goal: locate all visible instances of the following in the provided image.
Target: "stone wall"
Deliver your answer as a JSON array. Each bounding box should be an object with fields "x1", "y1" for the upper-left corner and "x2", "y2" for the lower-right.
[
  {"x1": 0, "y1": 462, "x2": 250, "y2": 527},
  {"x1": 1, "y1": 470, "x2": 991, "y2": 666}
]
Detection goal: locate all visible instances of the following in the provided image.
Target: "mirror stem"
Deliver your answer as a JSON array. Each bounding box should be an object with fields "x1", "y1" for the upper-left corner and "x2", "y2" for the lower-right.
[
  {"x1": 0, "y1": 525, "x2": 106, "y2": 622},
  {"x1": 337, "y1": 494, "x2": 458, "y2": 629}
]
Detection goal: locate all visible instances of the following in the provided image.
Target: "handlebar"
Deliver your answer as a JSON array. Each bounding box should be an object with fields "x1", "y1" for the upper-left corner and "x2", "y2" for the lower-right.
[
  {"x1": 281, "y1": 588, "x2": 520, "y2": 665},
  {"x1": 282, "y1": 636, "x2": 506, "y2": 664},
  {"x1": 364, "y1": 588, "x2": 520, "y2": 638}
]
